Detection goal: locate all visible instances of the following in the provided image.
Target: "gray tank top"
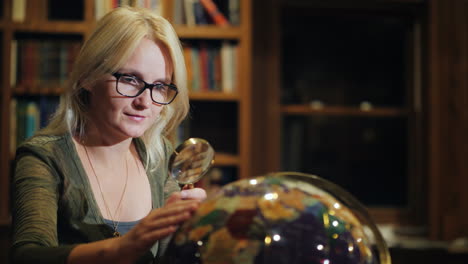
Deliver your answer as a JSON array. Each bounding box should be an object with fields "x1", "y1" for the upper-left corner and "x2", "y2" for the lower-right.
[{"x1": 103, "y1": 218, "x2": 140, "y2": 236}]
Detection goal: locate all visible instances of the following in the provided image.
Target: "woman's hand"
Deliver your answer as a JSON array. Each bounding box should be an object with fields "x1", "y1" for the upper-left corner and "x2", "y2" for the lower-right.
[{"x1": 113, "y1": 198, "x2": 200, "y2": 263}]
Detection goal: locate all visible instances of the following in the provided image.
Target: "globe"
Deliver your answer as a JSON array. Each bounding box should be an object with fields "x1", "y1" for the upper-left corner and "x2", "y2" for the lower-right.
[{"x1": 163, "y1": 172, "x2": 391, "y2": 264}]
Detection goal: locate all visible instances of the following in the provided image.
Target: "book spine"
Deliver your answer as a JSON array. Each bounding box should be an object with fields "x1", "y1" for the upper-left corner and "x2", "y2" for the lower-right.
[
  {"x1": 12, "y1": 0, "x2": 26, "y2": 22},
  {"x1": 59, "y1": 41, "x2": 69, "y2": 85},
  {"x1": 25, "y1": 102, "x2": 40, "y2": 139},
  {"x1": 199, "y1": 43, "x2": 209, "y2": 92},
  {"x1": 231, "y1": 43, "x2": 238, "y2": 92},
  {"x1": 39, "y1": 41, "x2": 50, "y2": 88},
  {"x1": 199, "y1": 0, "x2": 229, "y2": 26},
  {"x1": 229, "y1": 0, "x2": 240, "y2": 25},
  {"x1": 22, "y1": 41, "x2": 36, "y2": 91},
  {"x1": 30, "y1": 41, "x2": 39, "y2": 92},
  {"x1": 10, "y1": 99, "x2": 17, "y2": 156},
  {"x1": 183, "y1": 45, "x2": 193, "y2": 91},
  {"x1": 213, "y1": 46, "x2": 222, "y2": 91},
  {"x1": 193, "y1": 0, "x2": 208, "y2": 25},
  {"x1": 95, "y1": 0, "x2": 104, "y2": 20},
  {"x1": 10, "y1": 40, "x2": 18, "y2": 87},
  {"x1": 39, "y1": 96, "x2": 59, "y2": 128},
  {"x1": 16, "y1": 100, "x2": 25, "y2": 145},
  {"x1": 221, "y1": 41, "x2": 233, "y2": 93},
  {"x1": 173, "y1": 0, "x2": 186, "y2": 25},
  {"x1": 184, "y1": 0, "x2": 196, "y2": 26},
  {"x1": 191, "y1": 46, "x2": 200, "y2": 92}
]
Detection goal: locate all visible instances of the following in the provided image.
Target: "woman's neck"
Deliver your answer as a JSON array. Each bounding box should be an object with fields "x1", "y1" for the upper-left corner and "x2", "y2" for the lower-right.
[{"x1": 73, "y1": 131, "x2": 134, "y2": 167}]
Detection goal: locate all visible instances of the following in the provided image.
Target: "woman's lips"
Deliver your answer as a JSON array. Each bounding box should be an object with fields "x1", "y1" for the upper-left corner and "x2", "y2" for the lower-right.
[{"x1": 126, "y1": 113, "x2": 146, "y2": 122}]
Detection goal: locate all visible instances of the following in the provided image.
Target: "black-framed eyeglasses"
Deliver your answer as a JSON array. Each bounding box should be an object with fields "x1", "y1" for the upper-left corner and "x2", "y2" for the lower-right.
[{"x1": 112, "y1": 72, "x2": 178, "y2": 105}]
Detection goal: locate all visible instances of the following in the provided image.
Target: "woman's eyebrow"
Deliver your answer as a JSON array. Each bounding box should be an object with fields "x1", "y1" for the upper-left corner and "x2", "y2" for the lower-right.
[{"x1": 119, "y1": 68, "x2": 170, "y2": 83}]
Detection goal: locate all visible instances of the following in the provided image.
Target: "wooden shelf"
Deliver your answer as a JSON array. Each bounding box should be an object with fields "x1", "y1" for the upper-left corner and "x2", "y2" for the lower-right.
[
  {"x1": 189, "y1": 91, "x2": 239, "y2": 101},
  {"x1": 11, "y1": 21, "x2": 89, "y2": 34},
  {"x1": 213, "y1": 152, "x2": 239, "y2": 166},
  {"x1": 13, "y1": 85, "x2": 64, "y2": 96},
  {"x1": 281, "y1": 104, "x2": 409, "y2": 117},
  {"x1": 175, "y1": 25, "x2": 241, "y2": 39}
]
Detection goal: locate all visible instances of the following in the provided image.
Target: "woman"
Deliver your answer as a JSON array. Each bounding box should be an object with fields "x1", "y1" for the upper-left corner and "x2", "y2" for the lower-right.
[{"x1": 11, "y1": 6, "x2": 206, "y2": 264}]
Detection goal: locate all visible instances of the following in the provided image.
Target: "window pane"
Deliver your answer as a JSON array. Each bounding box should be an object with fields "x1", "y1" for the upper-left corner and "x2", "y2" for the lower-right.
[
  {"x1": 281, "y1": 115, "x2": 408, "y2": 206},
  {"x1": 281, "y1": 13, "x2": 411, "y2": 107}
]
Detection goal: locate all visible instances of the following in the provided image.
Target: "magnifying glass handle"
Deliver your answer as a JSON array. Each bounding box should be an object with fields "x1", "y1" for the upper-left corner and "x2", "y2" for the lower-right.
[{"x1": 183, "y1": 184, "x2": 194, "y2": 189}]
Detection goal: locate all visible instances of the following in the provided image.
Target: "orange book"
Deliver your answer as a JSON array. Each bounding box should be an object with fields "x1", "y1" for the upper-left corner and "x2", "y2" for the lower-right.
[
  {"x1": 199, "y1": 0, "x2": 229, "y2": 26},
  {"x1": 183, "y1": 45, "x2": 193, "y2": 91}
]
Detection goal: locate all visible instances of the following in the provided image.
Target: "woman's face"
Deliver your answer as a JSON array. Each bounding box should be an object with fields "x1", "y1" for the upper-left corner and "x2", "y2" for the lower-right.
[{"x1": 87, "y1": 38, "x2": 173, "y2": 141}]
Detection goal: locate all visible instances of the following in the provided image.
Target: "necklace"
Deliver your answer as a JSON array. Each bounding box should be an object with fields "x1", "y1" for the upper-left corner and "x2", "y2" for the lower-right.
[{"x1": 83, "y1": 144, "x2": 129, "y2": 237}]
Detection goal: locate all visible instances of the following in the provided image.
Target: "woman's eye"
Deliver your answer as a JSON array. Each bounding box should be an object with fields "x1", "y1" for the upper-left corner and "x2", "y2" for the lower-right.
[
  {"x1": 121, "y1": 76, "x2": 138, "y2": 85},
  {"x1": 154, "y1": 83, "x2": 168, "y2": 92}
]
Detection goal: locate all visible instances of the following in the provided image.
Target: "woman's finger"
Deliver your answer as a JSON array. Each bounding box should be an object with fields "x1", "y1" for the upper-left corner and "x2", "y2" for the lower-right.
[
  {"x1": 181, "y1": 187, "x2": 207, "y2": 201},
  {"x1": 165, "y1": 192, "x2": 183, "y2": 204},
  {"x1": 145, "y1": 200, "x2": 199, "y2": 222}
]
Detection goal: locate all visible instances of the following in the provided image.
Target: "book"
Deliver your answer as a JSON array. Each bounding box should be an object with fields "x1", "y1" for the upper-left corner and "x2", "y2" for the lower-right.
[
  {"x1": 10, "y1": 40, "x2": 18, "y2": 87},
  {"x1": 193, "y1": 0, "x2": 209, "y2": 25},
  {"x1": 12, "y1": 0, "x2": 26, "y2": 22},
  {"x1": 39, "y1": 96, "x2": 59, "y2": 128},
  {"x1": 183, "y1": 44, "x2": 194, "y2": 91},
  {"x1": 229, "y1": 0, "x2": 240, "y2": 25},
  {"x1": 10, "y1": 99, "x2": 17, "y2": 156},
  {"x1": 207, "y1": 45, "x2": 215, "y2": 91},
  {"x1": 59, "y1": 41, "x2": 69, "y2": 85},
  {"x1": 15, "y1": 39, "x2": 81, "y2": 92},
  {"x1": 212, "y1": 46, "x2": 222, "y2": 91},
  {"x1": 173, "y1": 0, "x2": 186, "y2": 25},
  {"x1": 16, "y1": 100, "x2": 27, "y2": 145},
  {"x1": 25, "y1": 102, "x2": 40, "y2": 139},
  {"x1": 190, "y1": 45, "x2": 201, "y2": 91},
  {"x1": 198, "y1": 42, "x2": 210, "y2": 91},
  {"x1": 221, "y1": 41, "x2": 235, "y2": 92},
  {"x1": 184, "y1": 0, "x2": 196, "y2": 26},
  {"x1": 199, "y1": 0, "x2": 229, "y2": 26},
  {"x1": 94, "y1": 0, "x2": 105, "y2": 20},
  {"x1": 213, "y1": 0, "x2": 229, "y2": 22}
]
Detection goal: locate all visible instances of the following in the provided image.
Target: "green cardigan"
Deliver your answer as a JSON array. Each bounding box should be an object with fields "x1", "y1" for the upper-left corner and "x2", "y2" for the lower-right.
[{"x1": 11, "y1": 133, "x2": 180, "y2": 264}]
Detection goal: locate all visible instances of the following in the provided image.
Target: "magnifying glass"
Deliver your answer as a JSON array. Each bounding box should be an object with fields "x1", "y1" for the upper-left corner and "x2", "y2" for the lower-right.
[{"x1": 168, "y1": 138, "x2": 215, "y2": 189}]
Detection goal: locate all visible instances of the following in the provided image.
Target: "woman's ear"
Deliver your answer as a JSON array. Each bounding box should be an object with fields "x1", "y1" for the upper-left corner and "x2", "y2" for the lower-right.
[
  {"x1": 78, "y1": 78, "x2": 97, "y2": 92},
  {"x1": 81, "y1": 81, "x2": 92, "y2": 92}
]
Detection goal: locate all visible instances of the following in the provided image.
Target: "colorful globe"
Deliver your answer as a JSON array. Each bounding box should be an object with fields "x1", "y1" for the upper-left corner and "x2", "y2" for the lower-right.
[{"x1": 163, "y1": 172, "x2": 390, "y2": 264}]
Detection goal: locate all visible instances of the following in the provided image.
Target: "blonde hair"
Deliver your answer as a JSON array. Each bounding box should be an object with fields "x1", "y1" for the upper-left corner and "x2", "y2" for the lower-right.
[{"x1": 42, "y1": 6, "x2": 189, "y2": 170}]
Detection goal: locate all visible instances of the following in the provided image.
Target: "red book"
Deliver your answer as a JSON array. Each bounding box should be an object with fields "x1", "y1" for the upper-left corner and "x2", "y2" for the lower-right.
[{"x1": 199, "y1": 0, "x2": 229, "y2": 26}]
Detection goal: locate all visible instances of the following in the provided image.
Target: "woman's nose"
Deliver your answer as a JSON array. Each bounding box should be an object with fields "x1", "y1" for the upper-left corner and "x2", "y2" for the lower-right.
[{"x1": 133, "y1": 88, "x2": 152, "y2": 109}]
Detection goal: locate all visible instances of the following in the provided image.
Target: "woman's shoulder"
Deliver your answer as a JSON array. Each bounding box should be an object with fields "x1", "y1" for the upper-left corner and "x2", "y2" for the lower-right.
[
  {"x1": 20, "y1": 132, "x2": 69, "y2": 148},
  {"x1": 16, "y1": 132, "x2": 72, "y2": 158}
]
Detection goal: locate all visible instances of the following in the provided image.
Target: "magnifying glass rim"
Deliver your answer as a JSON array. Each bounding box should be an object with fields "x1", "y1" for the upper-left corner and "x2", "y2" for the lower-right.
[{"x1": 168, "y1": 138, "x2": 215, "y2": 185}]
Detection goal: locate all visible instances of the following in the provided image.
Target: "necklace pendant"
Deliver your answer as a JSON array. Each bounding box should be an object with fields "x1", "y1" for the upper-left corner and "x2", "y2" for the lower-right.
[{"x1": 113, "y1": 231, "x2": 121, "y2": 237}]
